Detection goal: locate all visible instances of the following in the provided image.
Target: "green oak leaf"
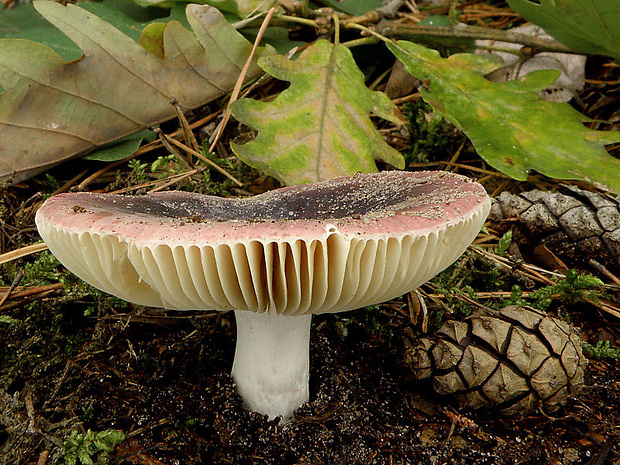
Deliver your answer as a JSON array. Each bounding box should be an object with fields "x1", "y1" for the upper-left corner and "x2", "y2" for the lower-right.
[
  {"x1": 388, "y1": 41, "x2": 620, "y2": 192},
  {"x1": 507, "y1": 0, "x2": 620, "y2": 62},
  {"x1": 230, "y1": 40, "x2": 405, "y2": 185}
]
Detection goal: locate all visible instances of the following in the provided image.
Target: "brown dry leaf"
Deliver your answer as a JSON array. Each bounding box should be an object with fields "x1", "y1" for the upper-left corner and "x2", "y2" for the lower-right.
[
  {"x1": 478, "y1": 24, "x2": 587, "y2": 103},
  {"x1": 0, "y1": 1, "x2": 271, "y2": 184}
]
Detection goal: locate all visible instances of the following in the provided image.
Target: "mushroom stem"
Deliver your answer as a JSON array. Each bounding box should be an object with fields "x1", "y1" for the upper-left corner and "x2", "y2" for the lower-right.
[{"x1": 232, "y1": 310, "x2": 312, "y2": 420}]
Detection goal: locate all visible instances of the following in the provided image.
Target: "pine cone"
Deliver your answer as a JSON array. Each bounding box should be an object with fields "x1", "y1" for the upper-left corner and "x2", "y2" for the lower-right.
[
  {"x1": 405, "y1": 306, "x2": 587, "y2": 415},
  {"x1": 489, "y1": 185, "x2": 620, "y2": 267}
]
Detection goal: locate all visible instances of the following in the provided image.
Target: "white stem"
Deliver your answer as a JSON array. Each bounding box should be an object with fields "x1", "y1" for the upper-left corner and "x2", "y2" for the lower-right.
[{"x1": 231, "y1": 310, "x2": 312, "y2": 420}]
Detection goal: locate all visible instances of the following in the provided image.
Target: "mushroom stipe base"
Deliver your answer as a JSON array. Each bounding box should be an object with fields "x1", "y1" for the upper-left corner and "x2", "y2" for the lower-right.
[{"x1": 233, "y1": 311, "x2": 312, "y2": 419}]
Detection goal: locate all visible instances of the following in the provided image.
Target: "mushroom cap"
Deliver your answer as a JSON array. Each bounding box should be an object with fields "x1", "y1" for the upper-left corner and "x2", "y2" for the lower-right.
[{"x1": 35, "y1": 171, "x2": 490, "y2": 314}]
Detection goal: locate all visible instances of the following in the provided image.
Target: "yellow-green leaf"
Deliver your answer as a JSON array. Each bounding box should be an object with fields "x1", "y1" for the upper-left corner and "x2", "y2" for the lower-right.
[
  {"x1": 0, "y1": 1, "x2": 272, "y2": 184},
  {"x1": 388, "y1": 41, "x2": 620, "y2": 192},
  {"x1": 230, "y1": 40, "x2": 405, "y2": 185}
]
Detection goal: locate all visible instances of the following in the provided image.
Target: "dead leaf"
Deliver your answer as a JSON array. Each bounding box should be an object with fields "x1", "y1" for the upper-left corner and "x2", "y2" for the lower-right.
[
  {"x1": 478, "y1": 24, "x2": 587, "y2": 103},
  {"x1": 0, "y1": 1, "x2": 272, "y2": 185}
]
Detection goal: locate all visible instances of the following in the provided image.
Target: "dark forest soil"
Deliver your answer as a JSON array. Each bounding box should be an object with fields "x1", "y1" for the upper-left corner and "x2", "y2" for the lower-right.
[{"x1": 1, "y1": 293, "x2": 620, "y2": 464}]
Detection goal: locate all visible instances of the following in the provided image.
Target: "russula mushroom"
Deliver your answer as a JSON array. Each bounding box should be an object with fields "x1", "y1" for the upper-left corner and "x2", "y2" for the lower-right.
[{"x1": 35, "y1": 170, "x2": 490, "y2": 420}]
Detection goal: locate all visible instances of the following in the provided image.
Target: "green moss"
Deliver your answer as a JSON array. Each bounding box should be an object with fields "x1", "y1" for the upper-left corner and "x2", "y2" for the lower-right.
[{"x1": 404, "y1": 99, "x2": 464, "y2": 164}]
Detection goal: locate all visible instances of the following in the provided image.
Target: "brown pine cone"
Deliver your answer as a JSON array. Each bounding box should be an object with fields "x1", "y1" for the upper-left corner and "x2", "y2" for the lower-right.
[
  {"x1": 489, "y1": 185, "x2": 620, "y2": 267},
  {"x1": 405, "y1": 306, "x2": 586, "y2": 415}
]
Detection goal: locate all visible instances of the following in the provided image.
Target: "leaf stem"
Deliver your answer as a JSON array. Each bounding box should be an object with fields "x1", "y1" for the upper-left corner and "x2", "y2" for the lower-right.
[
  {"x1": 340, "y1": 36, "x2": 381, "y2": 49},
  {"x1": 273, "y1": 14, "x2": 318, "y2": 28},
  {"x1": 333, "y1": 14, "x2": 340, "y2": 44}
]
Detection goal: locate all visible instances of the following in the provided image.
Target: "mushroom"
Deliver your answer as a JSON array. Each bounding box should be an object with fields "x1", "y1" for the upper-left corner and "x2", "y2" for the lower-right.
[{"x1": 35, "y1": 170, "x2": 491, "y2": 420}]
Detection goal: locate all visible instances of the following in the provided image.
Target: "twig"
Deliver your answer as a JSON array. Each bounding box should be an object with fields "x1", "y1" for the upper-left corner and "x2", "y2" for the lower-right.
[
  {"x1": 470, "y1": 247, "x2": 564, "y2": 283},
  {"x1": 0, "y1": 289, "x2": 62, "y2": 312},
  {"x1": 209, "y1": 5, "x2": 278, "y2": 153},
  {"x1": 43, "y1": 361, "x2": 73, "y2": 409},
  {"x1": 424, "y1": 291, "x2": 532, "y2": 300},
  {"x1": 159, "y1": 133, "x2": 243, "y2": 186},
  {"x1": 51, "y1": 170, "x2": 90, "y2": 196},
  {"x1": 271, "y1": 13, "x2": 319, "y2": 28},
  {"x1": 36, "y1": 450, "x2": 50, "y2": 465},
  {"x1": 0, "y1": 243, "x2": 48, "y2": 266},
  {"x1": 170, "y1": 98, "x2": 201, "y2": 153},
  {"x1": 0, "y1": 269, "x2": 24, "y2": 307},
  {"x1": 110, "y1": 168, "x2": 203, "y2": 195},
  {"x1": 0, "y1": 283, "x2": 64, "y2": 300},
  {"x1": 446, "y1": 140, "x2": 466, "y2": 172},
  {"x1": 126, "y1": 418, "x2": 171, "y2": 439},
  {"x1": 101, "y1": 312, "x2": 219, "y2": 325},
  {"x1": 589, "y1": 259, "x2": 620, "y2": 289},
  {"x1": 154, "y1": 128, "x2": 193, "y2": 171},
  {"x1": 407, "y1": 160, "x2": 513, "y2": 178},
  {"x1": 346, "y1": 0, "x2": 406, "y2": 24},
  {"x1": 372, "y1": 23, "x2": 575, "y2": 54},
  {"x1": 407, "y1": 289, "x2": 428, "y2": 333},
  {"x1": 147, "y1": 169, "x2": 205, "y2": 194},
  {"x1": 469, "y1": 247, "x2": 620, "y2": 320},
  {"x1": 25, "y1": 384, "x2": 36, "y2": 434},
  {"x1": 391, "y1": 92, "x2": 421, "y2": 105},
  {"x1": 0, "y1": 390, "x2": 64, "y2": 456}
]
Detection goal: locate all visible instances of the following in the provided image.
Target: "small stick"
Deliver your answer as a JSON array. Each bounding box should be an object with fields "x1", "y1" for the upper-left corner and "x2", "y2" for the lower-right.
[
  {"x1": 391, "y1": 93, "x2": 421, "y2": 105},
  {"x1": 161, "y1": 133, "x2": 243, "y2": 186},
  {"x1": 446, "y1": 140, "x2": 466, "y2": 173},
  {"x1": 0, "y1": 289, "x2": 61, "y2": 312},
  {"x1": 101, "y1": 312, "x2": 218, "y2": 325},
  {"x1": 148, "y1": 170, "x2": 204, "y2": 194},
  {"x1": 0, "y1": 269, "x2": 24, "y2": 307},
  {"x1": 470, "y1": 247, "x2": 564, "y2": 283},
  {"x1": 346, "y1": 0, "x2": 406, "y2": 25},
  {"x1": 407, "y1": 289, "x2": 429, "y2": 333},
  {"x1": 209, "y1": 5, "x2": 278, "y2": 153},
  {"x1": 0, "y1": 243, "x2": 48, "y2": 266},
  {"x1": 25, "y1": 384, "x2": 36, "y2": 434},
  {"x1": 51, "y1": 170, "x2": 90, "y2": 195},
  {"x1": 589, "y1": 259, "x2": 620, "y2": 288},
  {"x1": 111, "y1": 168, "x2": 204, "y2": 195},
  {"x1": 154, "y1": 128, "x2": 193, "y2": 170},
  {"x1": 469, "y1": 248, "x2": 620, "y2": 319},
  {"x1": 126, "y1": 418, "x2": 171, "y2": 439},
  {"x1": 14, "y1": 284, "x2": 64, "y2": 301},
  {"x1": 170, "y1": 98, "x2": 201, "y2": 153},
  {"x1": 37, "y1": 451, "x2": 50, "y2": 465},
  {"x1": 372, "y1": 23, "x2": 575, "y2": 54},
  {"x1": 43, "y1": 360, "x2": 73, "y2": 408}
]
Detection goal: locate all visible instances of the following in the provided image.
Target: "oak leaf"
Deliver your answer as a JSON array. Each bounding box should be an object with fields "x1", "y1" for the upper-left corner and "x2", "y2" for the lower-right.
[
  {"x1": 388, "y1": 41, "x2": 620, "y2": 192},
  {"x1": 230, "y1": 40, "x2": 405, "y2": 185},
  {"x1": 0, "y1": 1, "x2": 271, "y2": 184}
]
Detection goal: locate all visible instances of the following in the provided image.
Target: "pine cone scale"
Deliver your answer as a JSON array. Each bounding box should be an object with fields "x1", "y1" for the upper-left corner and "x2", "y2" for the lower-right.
[{"x1": 405, "y1": 306, "x2": 587, "y2": 414}]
